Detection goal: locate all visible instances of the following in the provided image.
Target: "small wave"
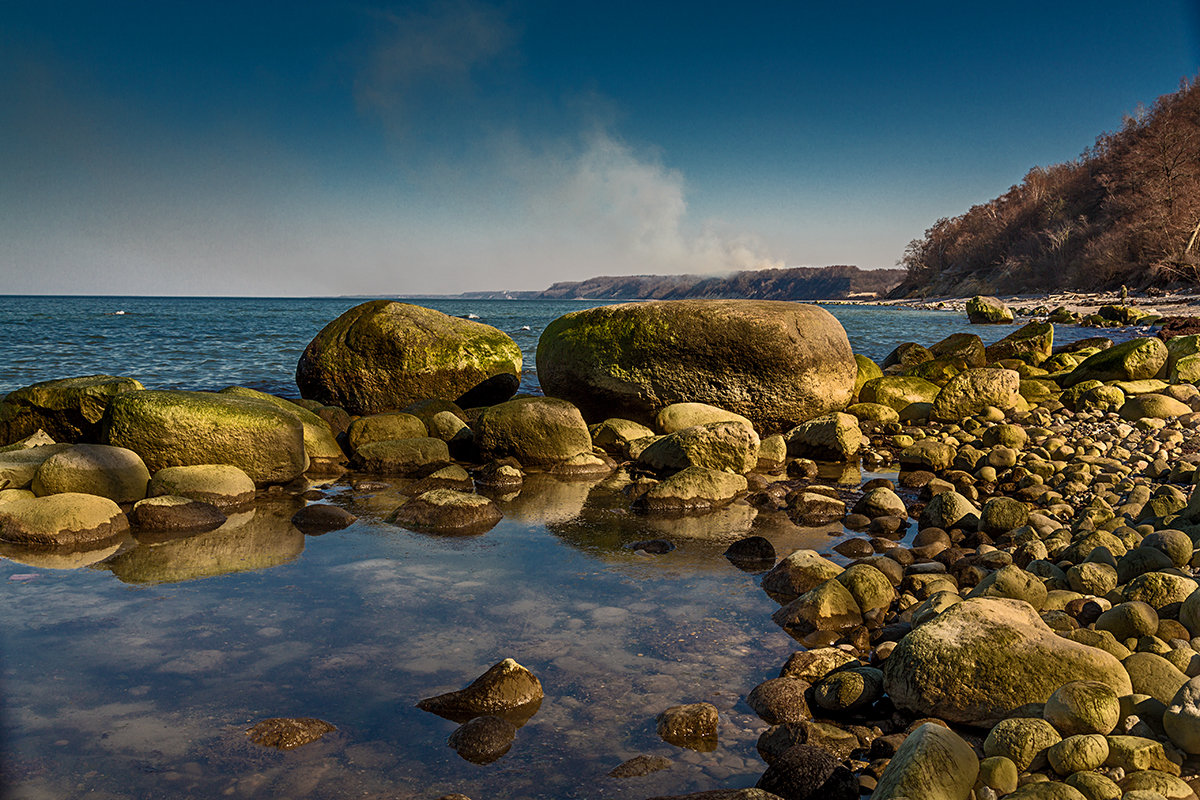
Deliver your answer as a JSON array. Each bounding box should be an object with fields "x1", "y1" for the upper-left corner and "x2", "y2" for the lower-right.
[
  {"x1": 112, "y1": 310, "x2": 127, "y2": 316},
  {"x1": 465, "y1": 313, "x2": 480, "y2": 319},
  {"x1": 520, "y1": 325, "x2": 531, "y2": 331}
]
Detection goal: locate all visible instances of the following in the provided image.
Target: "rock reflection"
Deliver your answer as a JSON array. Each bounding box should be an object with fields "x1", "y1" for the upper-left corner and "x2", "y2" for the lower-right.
[
  {"x1": 98, "y1": 499, "x2": 305, "y2": 584},
  {"x1": 0, "y1": 534, "x2": 130, "y2": 570},
  {"x1": 494, "y1": 473, "x2": 601, "y2": 525}
]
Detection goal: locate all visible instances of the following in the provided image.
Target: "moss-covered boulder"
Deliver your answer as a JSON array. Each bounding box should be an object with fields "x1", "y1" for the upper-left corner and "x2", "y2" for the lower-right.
[
  {"x1": 761, "y1": 549, "x2": 844, "y2": 603},
  {"x1": 638, "y1": 421, "x2": 760, "y2": 474},
  {"x1": 296, "y1": 300, "x2": 522, "y2": 414},
  {"x1": 389, "y1": 489, "x2": 502, "y2": 535},
  {"x1": 882, "y1": 341, "x2": 933, "y2": 370},
  {"x1": 1062, "y1": 337, "x2": 1168, "y2": 388},
  {"x1": 0, "y1": 492, "x2": 129, "y2": 546},
  {"x1": 930, "y1": 332, "x2": 986, "y2": 367},
  {"x1": 346, "y1": 412, "x2": 428, "y2": 453},
  {"x1": 984, "y1": 717, "x2": 1062, "y2": 771},
  {"x1": 931, "y1": 368, "x2": 1020, "y2": 421},
  {"x1": 967, "y1": 295, "x2": 1014, "y2": 324},
  {"x1": 654, "y1": 402, "x2": 754, "y2": 435},
  {"x1": 782, "y1": 412, "x2": 862, "y2": 461},
  {"x1": 475, "y1": 397, "x2": 592, "y2": 468},
  {"x1": 0, "y1": 375, "x2": 144, "y2": 445},
  {"x1": 535, "y1": 299, "x2": 855, "y2": 434},
  {"x1": 990, "y1": 323, "x2": 1054, "y2": 366},
  {"x1": 883, "y1": 597, "x2": 1133, "y2": 726},
  {"x1": 852, "y1": 354, "x2": 883, "y2": 402},
  {"x1": 1119, "y1": 393, "x2": 1192, "y2": 421},
  {"x1": 872, "y1": 722, "x2": 979, "y2": 800},
  {"x1": 31, "y1": 444, "x2": 150, "y2": 503},
  {"x1": 1044, "y1": 681, "x2": 1121, "y2": 736},
  {"x1": 632, "y1": 466, "x2": 747, "y2": 514},
  {"x1": 218, "y1": 387, "x2": 346, "y2": 473},
  {"x1": 146, "y1": 464, "x2": 256, "y2": 510},
  {"x1": 351, "y1": 438, "x2": 450, "y2": 475},
  {"x1": 771, "y1": 578, "x2": 863, "y2": 641},
  {"x1": 858, "y1": 375, "x2": 941, "y2": 413},
  {"x1": 102, "y1": 390, "x2": 308, "y2": 485}
]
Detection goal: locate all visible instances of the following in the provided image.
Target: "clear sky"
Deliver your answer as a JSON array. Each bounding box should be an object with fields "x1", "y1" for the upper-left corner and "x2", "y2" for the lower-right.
[{"x1": 3, "y1": 1, "x2": 1198, "y2": 296}]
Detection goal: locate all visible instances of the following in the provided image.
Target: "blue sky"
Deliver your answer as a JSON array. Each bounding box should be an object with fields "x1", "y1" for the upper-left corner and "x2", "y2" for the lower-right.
[{"x1": 2, "y1": 1, "x2": 1198, "y2": 295}]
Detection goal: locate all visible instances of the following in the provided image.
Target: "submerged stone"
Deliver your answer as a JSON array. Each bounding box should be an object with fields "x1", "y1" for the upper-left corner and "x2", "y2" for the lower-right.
[{"x1": 246, "y1": 717, "x2": 336, "y2": 750}]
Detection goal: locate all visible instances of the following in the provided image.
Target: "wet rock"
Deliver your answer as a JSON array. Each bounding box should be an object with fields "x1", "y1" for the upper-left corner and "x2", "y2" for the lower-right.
[
  {"x1": 389, "y1": 489, "x2": 501, "y2": 535},
  {"x1": 852, "y1": 486, "x2": 906, "y2": 519},
  {"x1": 346, "y1": 412, "x2": 427, "y2": 452},
  {"x1": 607, "y1": 754, "x2": 672, "y2": 778},
  {"x1": 410, "y1": 464, "x2": 475, "y2": 493},
  {"x1": 589, "y1": 418, "x2": 656, "y2": 458},
  {"x1": 0, "y1": 374, "x2": 144, "y2": 446},
  {"x1": 637, "y1": 421, "x2": 760, "y2": 474},
  {"x1": 813, "y1": 665, "x2": 884, "y2": 713},
  {"x1": 883, "y1": 597, "x2": 1133, "y2": 726},
  {"x1": 771, "y1": 578, "x2": 863, "y2": 642},
  {"x1": 548, "y1": 451, "x2": 616, "y2": 479},
  {"x1": 296, "y1": 300, "x2": 521, "y2": 414},
  {"x1": 102, "y1": 390, "x2": 309, "y2": 485},
  {"x1": 628, "y1": 539, "x2": 674, "y2": 554},
  {"x1": 1044, "y1": 681, "x2": 1121, "y2": 736},
  {"x1": 245, "y1": 717, "x2": 336, "y2": 750},
  {"x1": 967, "y1": 295, "x2": 1014, "y2": 324},
  {"x1": 755, "y1": 743, "x2": 857, "y2": 800},
  {"x1": 632, "y1": 466, "x2": 747, "y2": 514},
  {"x1": 746, "y1": 677, "x2": 811, "y2": 724},
  {"x1": 31, "y1": 443, "x2": 150, "y2": 503},
  {"x1": 290, "y1": 504, "x2": 356, "y2": 535},
  {"x1": 0, "y1": 492, "x2": 129, "y2": 546},
  {"x1": 984, "y1": 716, "x2": 1062, "y2": 771},
  {"x1": 417, "y1": 658, "x2": 543, "y2": 723},
  {"x1": 872, "y1": 722, "x2": 979, "y2": 800},
  {"x1": 782, "y1": 412, "x2": 862, "y2": 461},
  {"x1": 786, "y1": 491, "x2": 845, "y2": 525},
  {"x1": 146, "y1": 464, "x2": 256, "y2": 510},
  {"x1": 724, "y1": 535, "x2": 775, "y2": 569},
  {"x1": 472, "y1": 459, "x2": 524, "y2": 490},
  {"x1": 475, "y1": 397, "x2": 592, "y2": 468},
  {"x1": 536, "y1": 299, "x2": 856, "y2": 434},
  {"x1": 217, "y1": 387, "x2": 346, "y2": 474},
  {"x1": 656, "y1": 702, "x2": 718, "y2": 750},
  {"x1": 131, "y1": 495, "x2": 226, "y2": 532},
  {"x1": 778, "y1": 648, "x2": 859, "y2": 683},
  {"x1": 351, "y1": 437, "x2": 451, "y2": 475},
  {"x1": 447, "y1": 715, "x2": 516, "y2": 764}
]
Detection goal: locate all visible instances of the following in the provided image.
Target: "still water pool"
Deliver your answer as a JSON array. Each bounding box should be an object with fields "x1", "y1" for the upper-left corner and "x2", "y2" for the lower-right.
[{"x1": 0, "y1": 296, "x2": 1144, "y2": 798}]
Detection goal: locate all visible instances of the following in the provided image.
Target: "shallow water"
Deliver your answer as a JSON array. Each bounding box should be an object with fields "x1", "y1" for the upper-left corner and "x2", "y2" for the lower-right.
[{"x1": 0, "y1": 295, "x2": 1148, "y2": 798}]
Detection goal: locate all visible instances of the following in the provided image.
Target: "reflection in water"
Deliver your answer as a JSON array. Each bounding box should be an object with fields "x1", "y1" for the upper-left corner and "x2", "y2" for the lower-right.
[
  {"x1": 98, "y1": 500, "x2": 305, "y2": 584},
  {"x1": 0, "y1": 535, "x2": 130, "y2": 570},
  {"x1": 496, "y1": 472, "x2": 601, "y2": 524}
]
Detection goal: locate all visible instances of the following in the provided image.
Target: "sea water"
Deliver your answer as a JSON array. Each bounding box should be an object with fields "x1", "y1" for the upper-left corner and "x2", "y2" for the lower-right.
[{"x1": 0, "y1": 296, "x2": 1141, "y2": 799}]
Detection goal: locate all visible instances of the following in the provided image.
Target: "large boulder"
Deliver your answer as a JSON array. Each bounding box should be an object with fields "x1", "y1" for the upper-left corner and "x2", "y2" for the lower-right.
[
  {"x1": 0, "y1": 492, "x2": 129, "y2": 547},
  {"x1": 31, "y1": 444, "x2": 150, "y2": 504},
  {"x1": 474, "y1": 397, "x2": 592, "y2": 468},
  {"x1": 218, "y1": 387, "x2": 346, "y2": 473},
  {"x1": 967, "y1": 296, "x2": 1014, "y2": 324},
  {"x1": 102, "y1": 390, "x2": 308, "y2": 485},
  {"x1": 536, "y1": 300, "x2": 856, "y2": 434},
  {"x1": 296, "y1": 300, "x2": 522, "y2": 414},
  {"x1": 0, "y1": 375, "x2": 144, "y2": 446},
  {"x1": 1062, "y1": 337, "x2": 1168, "y2": 388},
  {"x1": 985, "y1": 321, "x2": 1054, "y2": 366},
  {"x1": 883, "y1": 597, "x2": 1133, "y2": 725},
  {"x1": 931, "y1": 368, "x2": 1020, "y2": 421}
]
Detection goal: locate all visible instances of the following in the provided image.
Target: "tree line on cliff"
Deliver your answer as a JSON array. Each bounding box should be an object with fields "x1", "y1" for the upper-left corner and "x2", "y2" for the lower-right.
[
  {"x1": 533, "y1": 265, "x2": 905, "y2": 300},
  {"x1": 892, "y1": 76, "x2": 1200, "y2": 298}
]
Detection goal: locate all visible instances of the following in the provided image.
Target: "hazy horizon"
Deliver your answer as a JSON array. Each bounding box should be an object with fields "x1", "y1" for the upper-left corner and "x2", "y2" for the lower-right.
[{"x1": 3, "y1": 1, "x2": 1198, "y2": 297}]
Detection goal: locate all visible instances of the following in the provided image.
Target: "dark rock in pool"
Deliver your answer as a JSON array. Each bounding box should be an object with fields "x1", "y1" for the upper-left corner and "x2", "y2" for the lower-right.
[
  {"x1": 656, "y1": 702, "x2": 718, "y2": 751},
  {"x1": 455, "y1": 372, "x2": 520, "y2": 409},
  {"x1": 746, "y1": 677, "x2": 811, "y2": 725},
  {"x1": 389, "y1": 489, "x2": 502, "y2": 535},
  {"x1": 755, "y1": 743, "x2": 857, "y2": 800},
  {"x1": 724, "y1": 536, "x2": 776, "y2": 570},
  {"x1": 447, "y1": 714, "x2": 516, "y2": 764},
  {"x1": 245, "y1": 717, "x2": 336, "y2": 750},
  {"x1": 291, "y1": 504, "x2": 356, "y2": 535},
  {"x1": 418, "y1": 658, "x2": 544, "y2": 724},
  {"x1": 628, "y1": 539, "x2": 675, "y2": 555},
  {"x1": 472, "y1": 458, "x2": 525, "y2": 490},
  {"x1": 832, "y1": 538, "x2": 872, "y2": 558},
  {"x1": 608, "y1": 753, "x2": 673, "y2": 778},
  {"x1": 130, "y1": 495, "x2": 225, "y2": 533}
]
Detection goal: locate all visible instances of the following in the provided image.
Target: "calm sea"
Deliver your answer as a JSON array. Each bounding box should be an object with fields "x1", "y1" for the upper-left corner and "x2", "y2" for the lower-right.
[
  {"x1": 0, "y1": 295, "x2": 1133, "y2": 396},
  {"x1": 0, "y1": 295, "x2": 1144, "y2": 799}
]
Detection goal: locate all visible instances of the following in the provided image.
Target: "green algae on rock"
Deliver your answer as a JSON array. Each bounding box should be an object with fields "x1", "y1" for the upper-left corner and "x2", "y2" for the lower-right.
[
  {"x1": 536, "y1": 299, "x2": 855, "y2": 434},
  {"x1": 0, "y1": 375, "x2": 144, "y2": 446},
  {"x1": 296, "y1": 300, "x2": 522, "y2": 415},
  {"x1": 0, "y1": 491, "x2": 129, "y2": 547},
  {"x1": 102, "y1": 390, "x2": 308, "y2": 485}
]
